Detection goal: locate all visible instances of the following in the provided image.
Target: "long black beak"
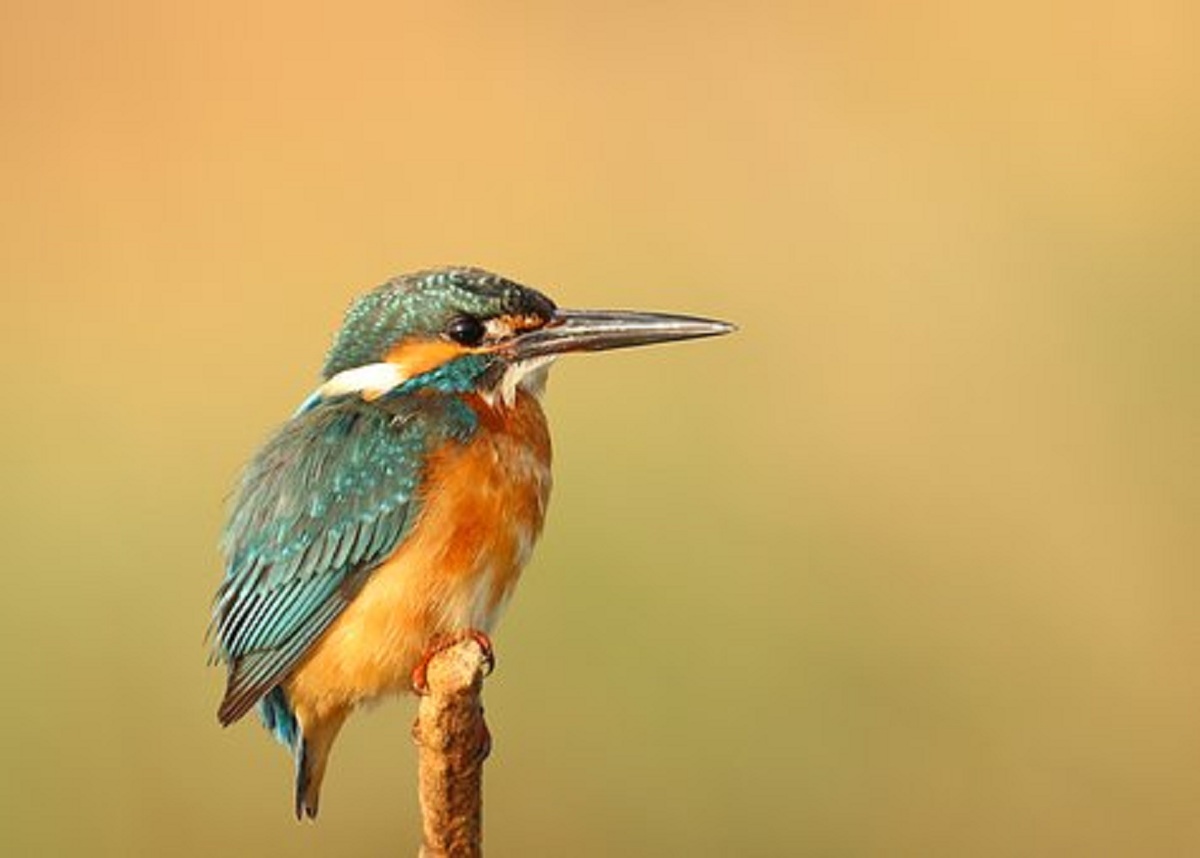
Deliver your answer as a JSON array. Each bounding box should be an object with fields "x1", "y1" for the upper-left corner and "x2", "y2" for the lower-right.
[{"x1": 508, "y1": 309, "x2": 736, "y2": 360}]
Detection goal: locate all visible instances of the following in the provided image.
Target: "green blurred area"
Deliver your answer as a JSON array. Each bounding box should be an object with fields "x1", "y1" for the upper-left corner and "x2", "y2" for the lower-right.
[{"x1": 2, "y1": 1, "x2": 1197, "y2": 855}]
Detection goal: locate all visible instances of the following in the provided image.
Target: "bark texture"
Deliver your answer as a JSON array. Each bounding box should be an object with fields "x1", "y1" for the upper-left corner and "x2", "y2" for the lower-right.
[{"x1": 413, "y1": 639, "x2": 491, "y2": 858}]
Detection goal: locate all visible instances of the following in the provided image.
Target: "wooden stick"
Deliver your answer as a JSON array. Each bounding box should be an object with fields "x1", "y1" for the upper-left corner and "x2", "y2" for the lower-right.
[{"x1": 412, "y1": 638, "x2": 491, "y2": 858}]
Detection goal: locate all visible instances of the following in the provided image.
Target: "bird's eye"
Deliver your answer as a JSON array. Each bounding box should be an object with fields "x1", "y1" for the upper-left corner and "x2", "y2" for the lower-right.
[{"x1": 446, "y1": 314, "x2": 486, "y2": 347}]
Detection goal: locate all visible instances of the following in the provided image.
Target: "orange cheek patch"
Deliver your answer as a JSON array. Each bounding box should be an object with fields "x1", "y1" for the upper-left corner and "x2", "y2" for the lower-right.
[{"x1": 384, "y1": 338, "x2": 470, "y2": 385}]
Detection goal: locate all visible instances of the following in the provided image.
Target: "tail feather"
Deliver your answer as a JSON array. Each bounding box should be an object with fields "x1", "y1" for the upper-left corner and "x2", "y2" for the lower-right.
[
  {"x1": 295, "y1": 739, "x2": 317, "y2": 819},
  {"x1": 258, "y1": 687, "x2": 299, "y2": 748},
  {"x1": 293, "y1": 708, "x2": 348, "y2": 820},
  {"x1": 221, "y1": 680, "x2": 348, "y2": 820}
]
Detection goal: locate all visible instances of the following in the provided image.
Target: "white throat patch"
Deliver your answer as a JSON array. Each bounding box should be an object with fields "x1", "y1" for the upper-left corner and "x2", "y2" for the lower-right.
[{"x1": 488, "y1": 356, "x2": 557, "y2": 408}]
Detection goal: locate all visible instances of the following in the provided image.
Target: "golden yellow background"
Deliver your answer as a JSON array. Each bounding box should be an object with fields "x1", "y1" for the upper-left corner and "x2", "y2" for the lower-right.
[{"x1": 3, "y1": 2, "x2": 1196, "y2": 855}]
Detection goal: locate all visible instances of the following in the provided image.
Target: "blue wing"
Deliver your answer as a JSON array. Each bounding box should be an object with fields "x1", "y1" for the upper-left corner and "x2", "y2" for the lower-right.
[{"x1": 212, "y1": 395, "x2": 474, "y2": 725}]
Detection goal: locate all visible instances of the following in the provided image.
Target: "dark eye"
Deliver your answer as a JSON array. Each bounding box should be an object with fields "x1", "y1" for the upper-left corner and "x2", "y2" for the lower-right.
[{"x1": 446, "y1": 314, "x2": 486, "y2": 346}]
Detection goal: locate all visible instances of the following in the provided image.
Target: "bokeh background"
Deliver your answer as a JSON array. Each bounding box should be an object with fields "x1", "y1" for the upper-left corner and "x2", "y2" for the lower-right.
[{"x1": 3, "y1": 2, "x2": 1196, "y2": 855}]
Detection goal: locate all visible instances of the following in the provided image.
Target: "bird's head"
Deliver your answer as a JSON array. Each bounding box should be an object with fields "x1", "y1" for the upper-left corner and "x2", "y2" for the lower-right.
[{"x1": 305, "y1": 267, "x2": 733, "y2": 410}]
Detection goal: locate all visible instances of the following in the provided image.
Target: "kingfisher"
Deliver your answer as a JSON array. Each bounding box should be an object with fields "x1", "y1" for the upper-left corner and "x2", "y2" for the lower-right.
[{"x1": 211, "y1": 267, "x2": 733, "y2": 819}]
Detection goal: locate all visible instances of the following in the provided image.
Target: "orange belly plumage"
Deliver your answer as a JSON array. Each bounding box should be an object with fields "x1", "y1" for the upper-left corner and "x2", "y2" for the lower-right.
[{"x1": 285, "y1": 392, "x2": 551, "y2": 726}]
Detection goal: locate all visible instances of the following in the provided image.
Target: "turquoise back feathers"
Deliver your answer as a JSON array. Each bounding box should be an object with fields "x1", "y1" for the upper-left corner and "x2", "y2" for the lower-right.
[{"x1": 213, "y1": 394, "x2": 476, "y2": 724}]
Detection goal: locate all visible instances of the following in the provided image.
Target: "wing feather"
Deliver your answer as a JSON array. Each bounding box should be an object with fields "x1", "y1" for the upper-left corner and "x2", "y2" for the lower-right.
[{"x1": 212, "y1": 397, "x2": 460, "y2": 725}]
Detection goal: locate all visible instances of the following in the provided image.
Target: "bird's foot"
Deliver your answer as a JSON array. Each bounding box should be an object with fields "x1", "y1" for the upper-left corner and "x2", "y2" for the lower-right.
[{"x1": 411, "y1": 629, "x2": 495, "y2": 694}]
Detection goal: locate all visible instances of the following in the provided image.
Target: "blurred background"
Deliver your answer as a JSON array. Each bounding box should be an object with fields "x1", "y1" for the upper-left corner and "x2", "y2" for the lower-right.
[{"x1": 2, "y1": 1, "x2": 1196, "y2": 855}]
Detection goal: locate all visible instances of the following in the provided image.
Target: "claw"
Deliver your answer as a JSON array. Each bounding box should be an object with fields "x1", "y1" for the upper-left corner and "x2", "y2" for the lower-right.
[{"x1": 411, "y1": 658, "x2": 432, "y2": 696}]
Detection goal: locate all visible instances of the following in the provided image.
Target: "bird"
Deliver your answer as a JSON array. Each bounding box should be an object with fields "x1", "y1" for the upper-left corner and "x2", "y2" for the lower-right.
[{"x1": 210, "y1": 266, "x2": 734, "y2": 819}]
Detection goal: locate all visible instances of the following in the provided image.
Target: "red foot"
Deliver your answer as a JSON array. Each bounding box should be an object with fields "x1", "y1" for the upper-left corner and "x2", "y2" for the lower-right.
[{"x1": 411, "y1": 629, "x2": 496, "y2": 694}]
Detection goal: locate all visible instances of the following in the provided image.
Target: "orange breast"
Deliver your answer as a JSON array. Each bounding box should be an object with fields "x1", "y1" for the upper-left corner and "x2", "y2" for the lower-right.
[{"x1": 285, "y1": 391, "x2": 552, "y2": 722}]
